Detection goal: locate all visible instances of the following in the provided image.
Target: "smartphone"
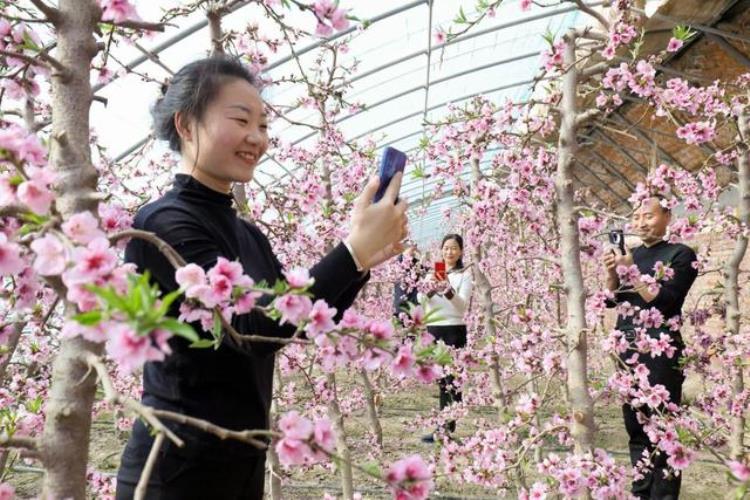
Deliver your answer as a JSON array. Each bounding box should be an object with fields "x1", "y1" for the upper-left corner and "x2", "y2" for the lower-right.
[
  {"x1": 608, "y1": 229, "x2": 625, "y2": 255},
  {"x1": 434, "y1": 261, "x2": 446, "y2": 281},
  {"x1": 373, "y1": 147, "x2": 407, "y2": 203}
]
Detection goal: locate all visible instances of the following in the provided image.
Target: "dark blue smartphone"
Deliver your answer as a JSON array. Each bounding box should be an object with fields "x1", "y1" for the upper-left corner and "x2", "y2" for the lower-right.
[{"x1": 373, "y1": 147, "x2": 406, "y2": 203}]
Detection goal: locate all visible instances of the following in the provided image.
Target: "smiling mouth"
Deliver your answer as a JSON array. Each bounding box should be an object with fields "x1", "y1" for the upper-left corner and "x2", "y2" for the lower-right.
[{"x1": 237, "y1": 152, "x2": 257, "y2": 164}]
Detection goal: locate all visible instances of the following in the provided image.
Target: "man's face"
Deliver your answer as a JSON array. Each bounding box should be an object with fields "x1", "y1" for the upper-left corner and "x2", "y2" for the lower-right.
[{"x1": 632, "y1": 197, "x2": 670, "y2": 245}]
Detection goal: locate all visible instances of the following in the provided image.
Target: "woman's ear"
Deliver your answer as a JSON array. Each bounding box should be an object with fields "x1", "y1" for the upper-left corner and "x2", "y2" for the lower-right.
[{"x1": 174, "y1": 111, "x2": 193, "y2": 144}]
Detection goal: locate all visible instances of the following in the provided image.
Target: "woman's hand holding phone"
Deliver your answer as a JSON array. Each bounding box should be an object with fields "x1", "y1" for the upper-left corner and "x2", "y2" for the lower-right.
[{"x1": 346, "y1": 173, "x2": 408, "y2": 270}]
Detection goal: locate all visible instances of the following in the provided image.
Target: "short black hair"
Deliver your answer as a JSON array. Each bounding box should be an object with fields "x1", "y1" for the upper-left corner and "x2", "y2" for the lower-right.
[
  {"x1": 441, "y1": 233, "x2": 464, "y2": 270},
  {"x1": 152, "y1": 56, "x2": 260, "y2": 152}
]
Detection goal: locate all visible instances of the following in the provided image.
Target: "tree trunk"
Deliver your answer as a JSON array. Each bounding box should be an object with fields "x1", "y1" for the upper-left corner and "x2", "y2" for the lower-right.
[
  {"x1": 359, "y1": 369, "x2": 383, "y2": 447},
  {"x1": 326, "y1": 373, "x2": 353, "y2": 499},
  {"x1": 267, "y1": 378, "x2": 283, "y2": 500},
  {"x1": 554, "y1": 30, "x2": 595, "y2": 454},
  {"x1": 0, "y1": 322, "x2": 24, "y2": 387},
  {"x1": 39, "y1": 1, "x2": 103, "y2": 498},
  {"x1": 726, "y1": 104, "x2": 750, "y2": 459},
  {"x1": 469, "y1": 159, "x2": 506, "y2": 420}
]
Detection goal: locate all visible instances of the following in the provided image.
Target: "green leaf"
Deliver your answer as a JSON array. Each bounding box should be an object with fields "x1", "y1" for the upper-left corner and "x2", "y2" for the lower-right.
[
  {"x1": 25, "y1": 396, "x2": 43, "y2": 414},
  {"x1": 22, "y1": 32, "x2": 41, "y2": 51},
  {"x1": 73, "y1": 310, "x2": 103, "y2": 326},
  {"x1": 360, "y1": 461, "x2": 381, "y2": 477},
  {"x1": 189, "y1": 338, "x2": 216, "y2": 349},
  {"x1": 159, "y1": 318, "x2": 199, "y2": 342},
  {"x1": 673, "y1": 24, "x2": 696, "y2": 41},
  {"x1": 156, "y1": 288, "x2": 184, "y2": 318},
  {"x1": 88, "y1": 285, "x2": 130, "y2": 313},
  {"x1": 456, "y1": 7, "x2": 467, "y2": 24},
  {"x1": 212, "y1": 311, "x2": 223, "y2": 349},
  {"x1": 433, "y1": 345, "x2": 453, "y2": 366}
]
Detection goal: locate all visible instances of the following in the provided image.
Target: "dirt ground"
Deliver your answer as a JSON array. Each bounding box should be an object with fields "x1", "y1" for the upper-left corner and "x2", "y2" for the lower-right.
[{"x1": 4, "y1": 379, "x2": 737, "y2": 499}]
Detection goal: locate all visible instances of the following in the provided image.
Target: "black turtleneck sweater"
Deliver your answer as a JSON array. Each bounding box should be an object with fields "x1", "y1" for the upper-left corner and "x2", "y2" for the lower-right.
[
  {"x1": 119, "y1": 174, "x2": 368, "y2": 471},
  {"x1": 607, "y1": 240, "x2": 697, "y2": 332}
]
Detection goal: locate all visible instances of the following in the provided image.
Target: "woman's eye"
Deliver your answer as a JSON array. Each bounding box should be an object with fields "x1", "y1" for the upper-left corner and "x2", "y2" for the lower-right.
[
  {"x1": 233, "y1": 118, "x2": 248, "y2": 125},
  {"x1": 260, "y1": 124, "x2": 269, "y2": 130}
]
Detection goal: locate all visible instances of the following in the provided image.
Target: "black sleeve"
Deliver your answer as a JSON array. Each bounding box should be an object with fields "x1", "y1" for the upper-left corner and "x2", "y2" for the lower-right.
[
  {"x1": 650, "y1": 246, "x2": 698, "y2": 310},
  {"x1": 130, "y1": 208, "x2": 366, "y2": 356},
  {"x1": 248, "y1": 221, "x2": 369, "y2": 318}
]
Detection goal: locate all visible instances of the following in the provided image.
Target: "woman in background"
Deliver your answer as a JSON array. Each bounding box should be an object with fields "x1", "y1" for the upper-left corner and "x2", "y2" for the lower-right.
[{"x1": 419, "y1": 233, "x2": 473, "y2": 443}]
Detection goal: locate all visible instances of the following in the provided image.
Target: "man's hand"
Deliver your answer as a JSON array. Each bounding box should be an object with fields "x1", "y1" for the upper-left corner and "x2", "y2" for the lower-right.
[{"x1": 602, "y1": 247, "x2": 633, "y2": 291}]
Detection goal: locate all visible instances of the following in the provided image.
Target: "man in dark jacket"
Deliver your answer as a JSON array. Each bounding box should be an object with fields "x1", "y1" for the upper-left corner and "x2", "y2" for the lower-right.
[{"x1": 602, "y1": 196, "x2": 698, "y2": 500}]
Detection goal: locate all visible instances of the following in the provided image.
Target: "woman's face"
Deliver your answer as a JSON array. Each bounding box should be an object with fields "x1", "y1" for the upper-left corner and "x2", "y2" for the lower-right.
[
  {"x1": 441, "y1": 238, "x2": 462, "y2": 268},
  {"x1": 179, "y1": 78, "x2": 269, "y2": 192}
]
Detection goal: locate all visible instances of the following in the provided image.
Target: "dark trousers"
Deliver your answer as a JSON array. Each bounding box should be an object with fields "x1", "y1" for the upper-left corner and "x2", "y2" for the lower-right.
[
  {"x1": 620, "y1": 331, "x2": 685, "y2": 500},
  {"x1": 428, "y1": 324, "x2": 467, "y2": 432},
  {"x1": 116, "y1": 443, "x2": 266, "y2": 500}
]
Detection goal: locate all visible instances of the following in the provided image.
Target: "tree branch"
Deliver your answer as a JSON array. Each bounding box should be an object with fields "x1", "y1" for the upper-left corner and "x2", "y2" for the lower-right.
[
  {"x1": 105, "y1": 19, "x2": 167, "y2": 32},
  {"x1": 575, "y1": 108, "x2": 601, "y2": 128},
  {"x1": 0, "y1": 434, "x2": 39, "y2": 453},
  {"x1": 151, "y1": 409, "x2": 272, "y2": 449},
  {"x1": 578, "y1": 62, "x2": 609, "y2": 82},
  {"x1": 28, "y1": 0, "x2": 60, "y2": 24},
  {"x1": 571, "y1": 0, "x2": 609, "y2": 31},
  {"x1": 0, "y1": 49, "x2": 67, "y2": 77},
  {"x1": 0, "y1": 204, "x2": 27, "y2": 218},
  {"x1": 110, "y1": 229, "x2": 310, "y2": 347},
  {"x1": 134, "y1": 432, "x2": 164, "y2": 500},
  {"x1": 84, "y1": 352, "x2": 184, "y2": 448}
]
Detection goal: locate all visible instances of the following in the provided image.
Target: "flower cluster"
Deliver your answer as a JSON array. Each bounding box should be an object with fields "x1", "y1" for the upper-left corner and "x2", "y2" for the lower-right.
[
  {"x1": 312, "y1": 0, "x2": 349, "y2": 37},
  {"x1": 385, "y1": 454, "x2": 433, "y2": 500},
  {"x1": 275, "y1": 411, "x2": 335, "y2": 466}
]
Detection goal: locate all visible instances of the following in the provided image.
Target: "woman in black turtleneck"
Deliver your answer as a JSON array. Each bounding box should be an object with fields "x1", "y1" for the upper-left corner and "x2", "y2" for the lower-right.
[{"x1": 115, "y1": 57, "x2": 408, "y2": 500}]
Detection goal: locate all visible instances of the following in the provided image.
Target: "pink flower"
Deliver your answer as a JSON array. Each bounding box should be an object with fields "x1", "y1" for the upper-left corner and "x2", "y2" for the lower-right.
[
  {"x1": 207, "y1": 275, "x2": 233, "y2": 304},
  {"x1": 105, "y1": 323, "x2": 164, "y2": 374},
  {"x1": 275, "y1": 437, "x2": 312, "y2": 466},
  {"x1": 62, "y1": 320, "x2": 108, "y2": 343},
  {"x1": 0, "y1": 482, "x2": 15, "y2": 500},
  {"x1": 284, "y1": 267, "x2": 314, "y2": 288},
  {"x1": 366, "y1": 320, "x2": 394, "y2": 342},
  {"x1": 315, "y1": 22, "x2": 333, "y2": 37},
  {"x1": 520, "y1": 0, "x2": 532, "y2": 11},
  {"x1": 234, "y1": 290, "x2": 261, "y2": 315},
  {"x1": 17, "y1": 180, "x2": 53, "y2": 214},
  {"x1": 0, "y1": 19, "x2": 10, "y2": 37},
  {"x1": 62, "y1": 211, "x2": 105, "y2": 245},
  {"x1": 666, "y1": 444, "x2": 694, "y2": 470},
  {"x1": 305, "y1": 299, "x2": 337, "y2": 338},
  {"x1": 99, "y1": 0, "x2": 141, "y2": 23},
  {"x1": 274, "y1": 293, "x2": 313, "y2": 326},
  {"x1": 313, "y1": 417, "x2": 335, "y2": 453},
  {"x1": 666, "y1": 37, "x2": 684, "y2": 52},
  {"x1": 278, "y1": 411, "x2": 313, "y2": 440},
  {"x1": 208, "y1": 257, "x2": 244, "y2": 286},
  {"x1": 434, "y1": 30, "x2": 446, "y2": 45},
  {"x1": 386, "y1": 454, "x2": 433, "y2": 500},
  {"x1": 728, "y1": 460, "x2": 750, "y2": 482},
  {"x1": 338, "y1": 308, "x2": 365, "y2": 329},
  {"x1": 98, "y1": 202, "x2": 133, "y2": 232},
  {"x1": 62, "y1": 237, "x2": 117, "y2": 285},
  {"x1": 176, "y1": 263, "x2": 206, "y2": 289},
  {"x1": 391, "y1": 344, "x2": 416, "y2": 378},
  {"x1": 676, "y1": 120, "x2": 716, "y2": 145},
  {"x1": 362, "y1": 347, "x2": 392, "y2": 371},
  {"x1": 330, "y1": 8, "x2": 349, "y2": 31},
  {"x1": 415, "y1": 363, "x2": 442, "y2": 384},
  {"x1": 0, "y1": 233, "x2": 25, "y2": 276}
]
